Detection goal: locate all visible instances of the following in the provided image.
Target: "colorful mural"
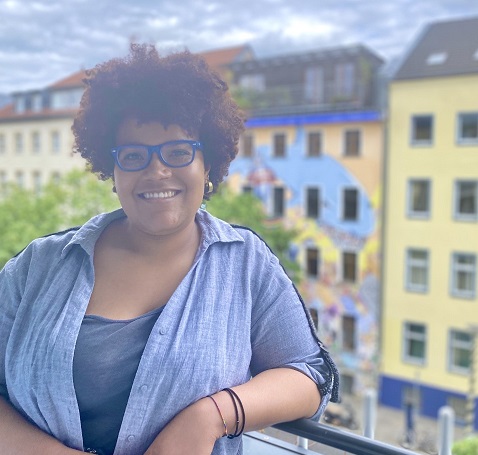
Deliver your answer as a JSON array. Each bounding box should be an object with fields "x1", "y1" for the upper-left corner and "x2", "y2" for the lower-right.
[{"x1": 228, "y1": 119, "x2": 382, "y2": 393}]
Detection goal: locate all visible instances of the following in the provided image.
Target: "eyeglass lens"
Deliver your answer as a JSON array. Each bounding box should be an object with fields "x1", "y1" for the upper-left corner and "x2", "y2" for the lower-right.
[{"x1": 117, "y1": 142, "x2": 195, "y2": 170}]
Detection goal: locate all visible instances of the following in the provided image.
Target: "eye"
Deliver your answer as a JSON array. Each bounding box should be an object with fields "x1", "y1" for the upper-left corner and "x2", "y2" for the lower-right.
[{"x1": 119, "y1": 147, "x2": 147, "y2": 163}]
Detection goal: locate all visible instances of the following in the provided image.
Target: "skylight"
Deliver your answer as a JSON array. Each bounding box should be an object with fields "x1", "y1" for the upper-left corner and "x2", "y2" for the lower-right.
[{"x1": 426, "y1": 52, "x2": 447, "y2": 65}]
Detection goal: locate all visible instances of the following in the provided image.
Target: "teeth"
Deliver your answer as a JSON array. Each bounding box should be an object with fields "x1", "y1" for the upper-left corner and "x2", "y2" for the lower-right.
[{"x1": 142, "y1": 191, "x2": 177, "y2": 199}]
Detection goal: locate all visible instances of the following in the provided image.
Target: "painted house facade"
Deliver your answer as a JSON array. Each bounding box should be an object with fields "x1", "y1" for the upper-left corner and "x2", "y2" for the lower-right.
[
  {"x1": 380, "y1": 16, "x2": 478, "y2": 428},
  {"x1": 227, "y1": 45, "x2": 385, "y2": 395}
]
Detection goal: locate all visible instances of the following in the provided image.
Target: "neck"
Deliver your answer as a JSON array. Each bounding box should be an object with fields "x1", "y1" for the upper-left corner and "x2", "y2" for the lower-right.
[{"x1": 113, "y1": 216, "x2": 201, "y2": 262}]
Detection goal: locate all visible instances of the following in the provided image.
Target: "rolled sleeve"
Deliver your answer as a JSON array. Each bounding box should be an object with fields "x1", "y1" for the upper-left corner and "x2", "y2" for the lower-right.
[{"x1": 250, "y1": 256, "x2": 339, "y2": 419}]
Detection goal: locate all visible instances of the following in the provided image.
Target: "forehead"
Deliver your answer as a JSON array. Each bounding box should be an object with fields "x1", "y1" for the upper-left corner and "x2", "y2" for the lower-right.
[{"x1": 115, "y1": 118, "x2": 195, "y2": 145}]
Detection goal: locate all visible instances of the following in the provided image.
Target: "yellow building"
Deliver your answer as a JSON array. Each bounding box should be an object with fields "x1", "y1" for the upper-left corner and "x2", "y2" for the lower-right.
[{"x1": 380, "y1": 16, "x2": 478, "y2": 428}]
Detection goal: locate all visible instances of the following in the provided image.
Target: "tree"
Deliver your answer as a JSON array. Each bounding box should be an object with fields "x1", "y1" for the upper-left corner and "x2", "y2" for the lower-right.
[
  {"x1": 206, "y1": 188, "x2": 301, "y2": 282},
  {"x1": 453, "y1": 437, "x2": 478, "y2": 455},
  {"x1": 0, "y1": 170, "x2": 119, "y2": 268}
]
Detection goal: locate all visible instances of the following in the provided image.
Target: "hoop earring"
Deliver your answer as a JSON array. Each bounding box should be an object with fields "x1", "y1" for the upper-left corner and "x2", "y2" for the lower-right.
[{"x1": 204, "y1": 180, "x2": 213, "y2": 195}]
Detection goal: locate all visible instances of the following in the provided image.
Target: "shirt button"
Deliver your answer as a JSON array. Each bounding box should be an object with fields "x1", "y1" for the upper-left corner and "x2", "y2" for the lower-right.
[
  {"x1": 127, "y1": 435, "x2": 135, "y2": 443},
  {"x1": 140, "y1": 384, "x2": 149, "y2": 393},
  {"x1": 159, "y1": 326, "x2": 167, "y2": 335}
]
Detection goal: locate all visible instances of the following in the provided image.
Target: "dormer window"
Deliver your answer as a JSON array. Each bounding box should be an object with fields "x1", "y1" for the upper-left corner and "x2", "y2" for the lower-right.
[
  {"x1": 14, "y1": 96, "x2": 26, "y2": 114},
  {"x1": 426, "y1": 52, "x2": 447, "y2": 65}
]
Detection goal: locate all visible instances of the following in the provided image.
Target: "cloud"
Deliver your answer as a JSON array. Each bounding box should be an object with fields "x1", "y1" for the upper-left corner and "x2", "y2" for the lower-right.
[{"x1": 0, "y1": 0, "x2": 477, "y2": 93}]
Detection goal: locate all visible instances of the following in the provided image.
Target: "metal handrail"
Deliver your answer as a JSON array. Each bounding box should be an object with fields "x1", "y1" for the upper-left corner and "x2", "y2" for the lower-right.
[{"x1": 273, "y1": 419, "x2": 421, "y2": 455}]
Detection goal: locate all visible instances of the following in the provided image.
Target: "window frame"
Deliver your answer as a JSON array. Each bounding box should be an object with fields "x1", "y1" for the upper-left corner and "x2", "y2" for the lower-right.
[
  {"x1": 410, "y1": 114, "x2": 434, "y2": 146},
  {"x1": 304, "y1": 185, "x2": 321, "y2": 219},
  {"x1": 272, "y1": 132, "x2": 286, "y2": 158},
  {"x1": 448, "y1": 329, "x2": 472, "y2": 375},
  {"x1": 342, "y1": 187, "x2": 359, "y2": 221},
  {"x1": 450, "y1": 252, "x2": 477, "y2": 299},
  {"x1": 402, "y1": 321, "x2": 427, "y2": 365},
  {"x1": 456, "y1": 112, "x2": 478, "y2": 145},
  {"x1": 405, "y1": 248, "x2": 430, "y2": 293},
  {"x1": 270, "y1": 185, "x2": 285, "y2": 218},
  {"x1": 306, "y1": 131, "x2": 322, "y2": 157},
  {"x1": 305, "y1": 246, "x2": 320, "y2": 279},
  {"x1": 343, "y1": 129, "x2": 361, "y2": 157},
  {"x1": 453, "y1": 180, "x2": 478, "y2": 221},
  {"x1": 240, "y1": 133, "x2": 254, "y2": 158},
  {"x1": 341, "y1": 250, "x2": 358, "y2": 283},
  {"x1": 342, "y1": 315, "x2": 357, "y2": 352},
  {"x1": 407, "y1": 178, "x2": 431, "y2": 219}
]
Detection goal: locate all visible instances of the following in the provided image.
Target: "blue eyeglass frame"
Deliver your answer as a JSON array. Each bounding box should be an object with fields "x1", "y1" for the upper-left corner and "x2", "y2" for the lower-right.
[{"x1": 111, "y1": 140, "x2": 202, "y2": 172}]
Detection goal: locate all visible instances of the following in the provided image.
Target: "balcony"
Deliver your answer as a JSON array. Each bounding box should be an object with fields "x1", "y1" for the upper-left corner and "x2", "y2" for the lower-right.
[{"x1": 244, "y1": 419, "x2": 426, "y2": 455}]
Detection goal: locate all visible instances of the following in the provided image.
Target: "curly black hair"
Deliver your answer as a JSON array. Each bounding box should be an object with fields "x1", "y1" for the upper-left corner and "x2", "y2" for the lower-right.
[{"x1": 72, "y1": 44, "x2": 245, "y2": 197}]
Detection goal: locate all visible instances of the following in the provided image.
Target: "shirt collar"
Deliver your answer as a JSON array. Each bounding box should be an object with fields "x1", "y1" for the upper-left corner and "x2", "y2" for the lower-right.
[{"x1": 60, "y1": 208, "x2": 244, "y2": 259}]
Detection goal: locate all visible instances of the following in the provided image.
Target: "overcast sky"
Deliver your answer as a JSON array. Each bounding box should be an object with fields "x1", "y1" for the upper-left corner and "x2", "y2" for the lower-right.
[{"x1": 1, "y1": 0, "x2": 477, "y2": 94}]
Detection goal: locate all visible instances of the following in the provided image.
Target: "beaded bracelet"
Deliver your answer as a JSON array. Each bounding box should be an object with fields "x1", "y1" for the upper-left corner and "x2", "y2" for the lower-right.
[{"x1": 208, "y1": 395, "x2": 228, "y2": 437}]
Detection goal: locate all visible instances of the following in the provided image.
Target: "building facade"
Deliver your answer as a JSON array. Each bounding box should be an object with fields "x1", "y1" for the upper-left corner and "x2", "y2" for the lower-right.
[
  {"x1": 380, "y1": 17, "x2": 478, "y2": 429},
  {"x1": 227, "y1": 45, "x2": 385, "y2": 395}
]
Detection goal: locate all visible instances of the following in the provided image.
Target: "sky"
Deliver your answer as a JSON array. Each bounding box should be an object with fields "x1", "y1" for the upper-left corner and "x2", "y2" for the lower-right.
[{"x1": 1, "y1": 0, "x2": 477, "y2": 94}]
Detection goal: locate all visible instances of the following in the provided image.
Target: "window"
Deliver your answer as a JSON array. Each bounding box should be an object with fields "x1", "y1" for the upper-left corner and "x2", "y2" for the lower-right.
[
  {"x1": 271, "y1": 186, "x2": 285, "y2": 217},
  {"x1": 403, "y1": 322, "x2": 426, "y2": 364},
  {"x1": 342, "y1": 315, "x2": 356, "y2": 352},
  {"x1": 238, "y1": 74, "x2": 265, "y2": 92},
  {"x1": 454, "y1": 180, "x2": 478, "y2": 221},
  {"x1": 241, "y1": 134, "x2": 253, "y2": 158},
  {"x1": 15, "y1": 171, "x2": 24, "y2": 188},
  {"x1": 406, "y1": 249, "x2": 429, "y2": 293},
  {"x1": 447, "y1": 396, "x2": 467, "y2": 423},
  {"x1": 342, "y1": 251, "x2": 357, "y2": 283},
  {"x1": 339, "y1": 373, "x2": 354, "y2": 395},
  {"x1": 0, "y1": 171, "x2": 7, "y2": 190},
  {"x1": 50, "y1": 172, "x2": 61, "y2": 185},
  {"x1": 451, "y1": 253, "x2": 476, "y2": 299},
  {"x1": 51, "y1": 131, "x2": 60, "y2": 154},
  {"x1": 305, "y1": 187, "x2": 321, "y2": 218},
  {"x1": 273, "y1": 133, "x2": 286, "y2": 157},
  {"x1": 407, "y1": 179, "x2": 431, "y2": 218},
  {"x1": 307, "y1": 131, "x2": 322, "y2": 157},
  {"x1": 50, "y1": 88, "x2": 83, "y2": 109},
  {"x1": 411, "y1": 115, "x2": 433, "y2": 145},
  {"x1": 457, "y1": 112, "x2": 478, "y2": 144},
  {"x1": 0, "y1": 134, "x2": 5, "y2": 154},
  {"x1": 344, "y1": 130, "x2": 360, "y2": 157},
  {"x1": 448, "y1": 330, "x2": 472, "y2": 374},
  {"x1": 31, "y1": 93, "x2": 42, "y2": 112},
  {"x1": 304, "y1": 66, "x2": 324, "y2": 104},
  {"x1": 334, "y1": 63, "x2": 355, "y2": 99},
  {"x1": 15, "y1": 133, "x2": 23, "y2": 154},
  {"x1": 306, "y1": 247, "x2": 320, "y2": 278},
  {"x1": 31, "y1": 131, "x2": 41, "y2": 154},
  {"x1": 32, "y1": 171, "x2": 42, "y2": 193},
  {"x1": 242, "y1": 185, "x2": 253, "y2": 194},
  {"x1": 343, "y1": 188, "x2": 359, "y2": 221}
]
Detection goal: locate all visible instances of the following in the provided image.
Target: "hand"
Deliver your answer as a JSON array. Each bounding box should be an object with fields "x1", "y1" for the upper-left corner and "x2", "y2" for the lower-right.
[{"x1": 144, "y1": 398, "x2": 223, "y2": 455}]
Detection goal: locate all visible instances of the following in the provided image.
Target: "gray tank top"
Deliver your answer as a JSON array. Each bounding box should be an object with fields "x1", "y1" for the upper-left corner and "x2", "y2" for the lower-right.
[{"x1": 73, "y1": 307, "x2": 164, "y2": 455}]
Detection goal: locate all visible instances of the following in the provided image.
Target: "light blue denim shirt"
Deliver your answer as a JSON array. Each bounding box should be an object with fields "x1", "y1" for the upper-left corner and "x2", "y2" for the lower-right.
[{"x1": 0, "y1": 209, "x2": 338, "y2": 455}]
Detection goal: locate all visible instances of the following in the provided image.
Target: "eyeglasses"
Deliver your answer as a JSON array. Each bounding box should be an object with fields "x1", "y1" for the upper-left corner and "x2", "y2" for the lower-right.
[{"x1": 111, "y1": 140, "x2": 202, "y2": 172}]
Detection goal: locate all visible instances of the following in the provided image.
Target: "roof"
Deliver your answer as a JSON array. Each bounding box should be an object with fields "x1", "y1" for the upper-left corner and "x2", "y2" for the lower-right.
[
  {"x1": 393, "y1": 16, "x2": 478, "y2": 80},
  {"x1": 49, "y1": 70, "x2": 87, "y2": 89},
  {"x1": 199, "y1": 44, "x2": 254, "y2": 72},
  {"x1": 229, "y1": 44, "x2": 384, "y2": 71}
]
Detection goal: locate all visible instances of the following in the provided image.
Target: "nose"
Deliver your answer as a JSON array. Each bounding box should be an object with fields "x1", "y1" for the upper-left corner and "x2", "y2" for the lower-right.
[{"x1": 145, "y1": 152, "x2": 172, "y2": 177}]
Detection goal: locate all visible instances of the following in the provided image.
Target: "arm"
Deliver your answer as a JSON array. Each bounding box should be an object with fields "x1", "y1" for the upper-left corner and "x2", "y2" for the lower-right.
[
  {"x1": 145, "y1": 368, "x2": 320, "y2": 455},
  {"x1": 0, "y1": 396, "x2": 82, "y2": 455}
]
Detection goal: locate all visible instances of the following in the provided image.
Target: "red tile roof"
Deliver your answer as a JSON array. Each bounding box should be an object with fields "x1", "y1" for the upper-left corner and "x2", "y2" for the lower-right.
[
  {"x1": 199, "y1": 44, "x2": 254, "y2": 72},
  {"x1": 49, "y1": 70, "x2": 87, "y2": 89}
]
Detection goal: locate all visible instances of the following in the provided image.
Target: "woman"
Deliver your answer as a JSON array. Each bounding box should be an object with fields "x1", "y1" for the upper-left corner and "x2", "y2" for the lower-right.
[{"x1": 0, "y1": 44, "x2": 338, "y2": 455}]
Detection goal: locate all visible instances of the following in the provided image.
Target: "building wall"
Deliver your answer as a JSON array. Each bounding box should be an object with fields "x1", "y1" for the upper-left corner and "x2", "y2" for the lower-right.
[
  {"x1": 227, "y1": 111, "x2": 383, "y2": 393},
  {"x1": 380, "y1": 74, "x2": 478, "y2": 422},
  {"x1": 0, "y1": 115, "x2": 84, "y2": 189}
]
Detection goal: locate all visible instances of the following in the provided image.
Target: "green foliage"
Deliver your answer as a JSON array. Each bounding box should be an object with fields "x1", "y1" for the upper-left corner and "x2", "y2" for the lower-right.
[
  {"x1": 0, "y1": 170, "x2": 119, "y2": 268},
  {"x1": 206, "y1": 188, "x2": 301, "y2": 282},
  {"x1": 453, "y1": 437, "x2": 478, "y2": 455}
]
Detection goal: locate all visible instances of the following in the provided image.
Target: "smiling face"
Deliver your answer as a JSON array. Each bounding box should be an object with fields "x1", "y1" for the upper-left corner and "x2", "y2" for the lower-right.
[{"x1": 113, "y1": 118, "x2": 209, "y2": 239}]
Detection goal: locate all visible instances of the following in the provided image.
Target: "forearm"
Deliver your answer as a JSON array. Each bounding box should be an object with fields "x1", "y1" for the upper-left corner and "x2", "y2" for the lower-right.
[
  {"x1": 0, "y1": 396, "x2": 81, "y2": 455},
  {"x1": 212, "y1": 367, "x2": 322, "y2": 434}
]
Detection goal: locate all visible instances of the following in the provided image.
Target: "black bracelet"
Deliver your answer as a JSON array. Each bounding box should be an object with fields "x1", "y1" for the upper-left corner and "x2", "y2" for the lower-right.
[
  {"x1": 222, "y1": 388, "x2": 245, "y2": 437},
  {"x1": 222, "y1": 388, "x2": 239, "y2": 438}
]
